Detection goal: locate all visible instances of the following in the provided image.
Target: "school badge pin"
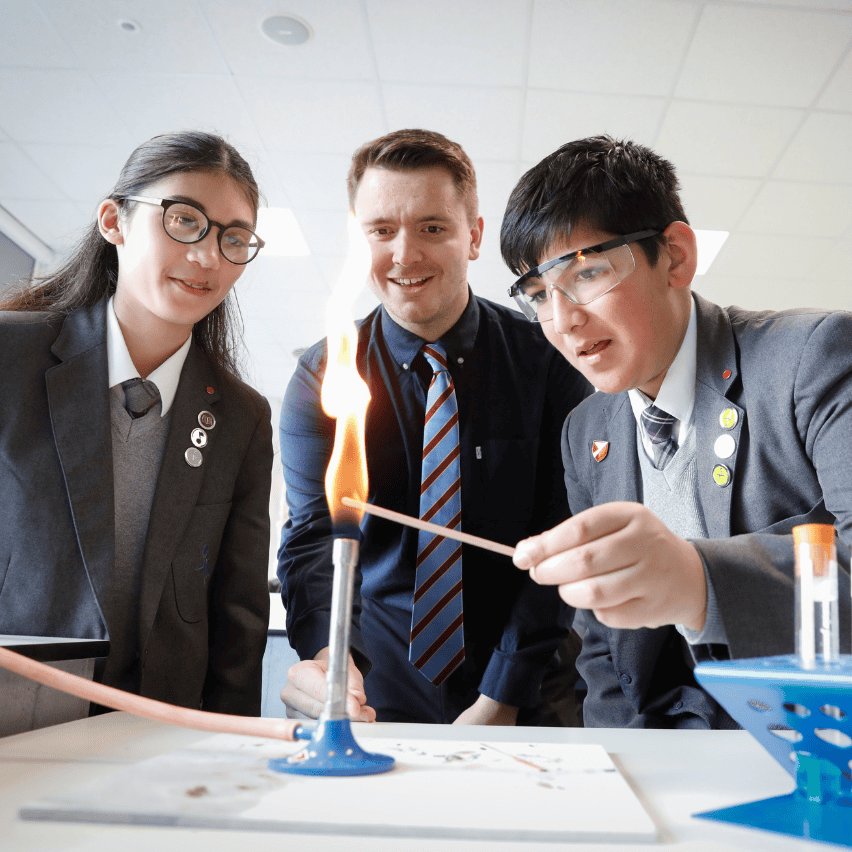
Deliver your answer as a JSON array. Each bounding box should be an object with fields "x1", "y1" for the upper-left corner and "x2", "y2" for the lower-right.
[{"x1": 592, "y1": 440, "x2": 609, "y2": 462}]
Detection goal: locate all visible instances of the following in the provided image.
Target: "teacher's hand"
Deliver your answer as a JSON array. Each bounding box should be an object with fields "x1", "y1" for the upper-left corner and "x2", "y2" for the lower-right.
[
  {"x1": 453, "y1": 694, "x2": 519, "y2": 726},
  {"x1": 279, "y1": 647, "x2": 376, "y2": 722}
]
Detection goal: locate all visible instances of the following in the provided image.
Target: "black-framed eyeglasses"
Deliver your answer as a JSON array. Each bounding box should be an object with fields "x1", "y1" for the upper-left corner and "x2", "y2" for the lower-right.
[
  {"x1": 508, "y1": 229, "x2": 660, "y2": 322},
  {"x1": 125, "y1": 196, "x2": 265, "y2": 265}
]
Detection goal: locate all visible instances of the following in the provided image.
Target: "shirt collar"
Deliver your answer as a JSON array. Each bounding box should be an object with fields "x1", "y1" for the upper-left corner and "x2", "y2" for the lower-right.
[
  {"x1": 628, "y1": 294, "x2": 697, "y2": 427},
  {"x1": 381, "y1": 287, "x2": 479, "y2": 372},
  {"x1": 106, "y1": 296, "x2": 191, "y2": 417}
]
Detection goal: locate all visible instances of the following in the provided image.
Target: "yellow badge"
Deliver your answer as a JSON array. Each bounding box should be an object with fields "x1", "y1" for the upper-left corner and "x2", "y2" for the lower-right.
[
  {"x1": 712, "y1": 464, "x2": 731, "y2": 487},
  {"x1": 592, "y1": 440, "x2": 609, "y2": 463},
  {"x1": 719, "y1": 408, "x2": 738, "y2": 430}
]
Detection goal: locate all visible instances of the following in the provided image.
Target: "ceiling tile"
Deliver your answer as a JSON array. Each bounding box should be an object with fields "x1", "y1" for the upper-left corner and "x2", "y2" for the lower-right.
[
  {"x1": 678, "y1": 174, "x2": 762, "y2": 231},
  {"x1": 242, "y1": 300, "x2": 323, "y2": 344},
  {"x1": 199, "y1": 0, "x2": 375, "y2": 79},
  {"x1": 240, "y1": 255, "x2": 328, "y2": 300},
  {"x1": 813, "y1": 235, "x2": 850, "y2": 281},
  {"x1": 468, "y1": 260, "x2": 515, "y2": 309},
  {"x1": 521, "y1": 90, "x2": 667, "y2": 163},
  {"x1": 241, "y1": 341, "x2": 301, "y2": 400},
  {"x1": 291, "y1": 208, "x2": 351, "y2": 260},
  {"x1": 268, "y1": 317, "x2": 327, "y2": 357},
  {"x1": 383, "y1": 85, "x2": 524, "y2": 162},
  {"x1": 477, "y1": 215, "x2": 512, "y2": 271},
  {"x1": 238, "y1": 256, "x2": 332, "y2": 375},
  {"x1": 2, "y1": 0, "x2": 849, "y2": 392},
  {"x1": 529, "y1": 0, "x2": 698, "y2": 96},
  {"x1": 350, "y1": 286, "x2": 381, "y2": 320},
  {"x1": 22, "y1": 143, "x2": 129, "y2": 204},
  {"x1": 831, "y1": 227, "x2": 852, "y2": 248},
  {"x1": 0, "y1": 0, "x2": 79, "y2": 68},
  {"x1": 475, "y1": 162, "x2": 523, "y2": 227},
  {"x1": 238, "y1": 77, "x2": 385, "y2": 154},
  {"x1": 36, "y1": 0, "x2": 228, "y2": 74},
  {"x1": 690, "y1": 275, "x2": 770, "y2": 311},
  {"x1": 367, "y1": 0, "x2": 527, "y2": 86},
  {"x1": 0, "y1": 142, "x2": 65, "y2": 200},
  {"x1": 0, "y1": 198, "x2": 91, "y2": 252},
  {"x1": 256, "y1": 183, "x2": 296, "y2": 212},
  {"x1": 274, "y1": 153, "x2": 352, "y2": 211},
  {"x1": 773, "y1": 111, "x2": 852, "y2": 183},
  {"x1": 314, "y1": 255, "x2": 353, "y2": 296},
  {"x1": 656, "y1": 101, "x2": 804, "y2": 177},
  {"x1": 0, "y1": 68, "x2": 134, "y2": 146},
  {"x1": 310, "y1": 256, "x2": 379, "y2": 319},
  {"x1": 94, "y1": 73, "x2": 264, "y2": 157},
  {"x1": 697, "y1": 274, "x2": 848, "y2": 313},
  {"x1": 724, "y1": 0, "x2": 852, "y2": 10},
  {"x1": 807, "y1": 281, "x2": 849, "y2": 312},
  {"x1": 239, "y1": 261, "x2": 329, "y2": 342},
  {"x1": 710, "y1": 232, "x2": 835, "y2": 280},
  {"x1": 818, "y1": 48, "x2": 852, "y2": 111},
  {"x1": 675, "y1": 4, "x2": 852, "y2": 107},
  {"x1": 739, "y1": 180, "x2": 852, "y2": 238}
]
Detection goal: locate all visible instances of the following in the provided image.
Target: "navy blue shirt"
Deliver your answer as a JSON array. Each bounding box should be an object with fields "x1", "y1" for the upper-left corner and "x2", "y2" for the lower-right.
[{"x1": 278, "y1": 292, "x2": 592, "y2": 722}]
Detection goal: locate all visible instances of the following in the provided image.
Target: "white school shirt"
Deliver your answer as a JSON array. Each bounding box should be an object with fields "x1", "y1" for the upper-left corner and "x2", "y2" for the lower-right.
[
  {"x1": 627, "y1": 296, "x2": 697, "y2": 457},
  {"x1": 106, "y1": 296, "x2": 191, "y2": 416}
]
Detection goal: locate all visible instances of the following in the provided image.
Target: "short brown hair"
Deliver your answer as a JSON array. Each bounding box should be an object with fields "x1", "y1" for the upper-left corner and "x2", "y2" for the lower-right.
[{"x1": 347, "y1": 129, "x2": 478, "y2": 224}]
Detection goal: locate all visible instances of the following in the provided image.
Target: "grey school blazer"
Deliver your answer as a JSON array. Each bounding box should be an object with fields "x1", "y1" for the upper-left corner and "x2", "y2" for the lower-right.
[
  {"x1": 0, "y1": 301, "x2": 271, "y2": 715},
  {"x1": 564, "y1": 293, "x2": 852, "y2": 728}
]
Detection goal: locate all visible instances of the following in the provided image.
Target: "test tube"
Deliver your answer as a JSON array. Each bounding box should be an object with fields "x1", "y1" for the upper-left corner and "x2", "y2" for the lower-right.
[{"x1": 793, "y1": 523, "x2": 839, "y2": 668}]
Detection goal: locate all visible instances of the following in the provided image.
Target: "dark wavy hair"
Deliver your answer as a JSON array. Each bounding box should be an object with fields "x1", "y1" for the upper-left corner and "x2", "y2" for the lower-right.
[
  {"x1": 347, "y1": 128, "x2": 478, "y2": 225},
  {"x1": 501, "y1": 135, "x2": 688, "y2": 276},
  {"x1": 0, "y1": 130, "x2": 261, "y2": 380}
]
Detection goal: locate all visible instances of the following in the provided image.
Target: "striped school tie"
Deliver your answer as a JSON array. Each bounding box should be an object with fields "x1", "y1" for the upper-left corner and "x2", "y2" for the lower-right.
[
  {"x1": 640, "y1": 404, "x2": 678, "y2": 470},
  {"x1": 409, "y1": 343, "x2": 465, "y2": 685}
]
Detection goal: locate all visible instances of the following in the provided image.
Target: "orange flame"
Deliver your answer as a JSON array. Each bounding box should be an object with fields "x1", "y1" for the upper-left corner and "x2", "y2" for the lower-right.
[{"x1": 321, "y1": 213, "x2": 372, "y2": 528}]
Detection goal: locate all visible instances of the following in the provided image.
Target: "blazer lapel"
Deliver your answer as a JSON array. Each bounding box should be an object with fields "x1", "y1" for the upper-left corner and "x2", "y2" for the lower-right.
[
  {"x1": 138, "y1": 346, "x2": 221, "y2": 645},
  {"x1": 45, "y1": 303, "x2": 113, "y2": 631},
  {"x1": 593, "y1": 394, "x2": 641, "y2": 506},
  {"x1": 692, "y1": 294, "x2": 743, "y2": 539}
]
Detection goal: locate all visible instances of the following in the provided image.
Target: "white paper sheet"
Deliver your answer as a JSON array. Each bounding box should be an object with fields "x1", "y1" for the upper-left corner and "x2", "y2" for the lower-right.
[{"x1": 20, "y1": 734, "x2": 657, "y2": 843}]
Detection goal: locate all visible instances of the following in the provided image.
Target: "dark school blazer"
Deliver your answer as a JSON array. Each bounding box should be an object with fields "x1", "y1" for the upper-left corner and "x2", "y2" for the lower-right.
[
  {"x1": 0, "y1": 301, "x2": 271, "y2": 715},
  {"x1": 564, "y1": 293, "x2": 852, "y2": 728}
]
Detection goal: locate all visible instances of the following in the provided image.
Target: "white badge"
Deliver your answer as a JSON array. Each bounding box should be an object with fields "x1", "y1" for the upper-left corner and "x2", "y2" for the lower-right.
[{"x1": 714, "y1": 434, "x2": 735, "y2": 460}]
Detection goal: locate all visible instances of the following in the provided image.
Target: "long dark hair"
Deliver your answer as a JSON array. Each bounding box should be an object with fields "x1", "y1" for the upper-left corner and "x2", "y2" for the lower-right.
[{"x1": 1, "y1": 130, "x2": 260, "y2": 380}]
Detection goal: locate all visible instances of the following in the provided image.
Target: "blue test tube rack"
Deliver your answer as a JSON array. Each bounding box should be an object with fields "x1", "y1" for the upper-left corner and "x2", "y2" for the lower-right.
[{"x1": 694, "y1": 654, "x2": 852, "y2": 847}]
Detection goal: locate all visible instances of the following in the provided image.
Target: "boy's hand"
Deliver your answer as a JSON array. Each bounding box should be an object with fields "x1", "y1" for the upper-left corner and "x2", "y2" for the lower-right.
[{"x1": 514, "y1": 502, "x2": 707, "y2": 632}]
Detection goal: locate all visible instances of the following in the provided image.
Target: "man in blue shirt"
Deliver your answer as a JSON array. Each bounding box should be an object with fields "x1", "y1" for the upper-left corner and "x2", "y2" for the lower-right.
[{"x1": 277, "y1": 129, "x2": 592, "y2": 724}]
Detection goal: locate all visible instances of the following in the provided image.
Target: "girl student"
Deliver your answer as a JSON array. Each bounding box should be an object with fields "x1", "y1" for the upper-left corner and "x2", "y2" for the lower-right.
[{"x1": 0, "y1": 131, "x2": 272, "y2": 715}]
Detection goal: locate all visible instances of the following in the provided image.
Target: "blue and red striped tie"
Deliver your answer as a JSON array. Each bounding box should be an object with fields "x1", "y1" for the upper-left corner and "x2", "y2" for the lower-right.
[{"x1": 409, "y1": 343, "x2": 465, "y2": 685}]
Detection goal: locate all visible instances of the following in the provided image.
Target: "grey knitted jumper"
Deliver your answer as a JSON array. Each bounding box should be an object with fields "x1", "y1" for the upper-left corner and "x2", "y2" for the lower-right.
[
  {"x1": 637, "y1": 424, "x2": 708, "y2": 542},
  {"x1": 99, "y1": 384, "x2": 170, "y2": 693}
]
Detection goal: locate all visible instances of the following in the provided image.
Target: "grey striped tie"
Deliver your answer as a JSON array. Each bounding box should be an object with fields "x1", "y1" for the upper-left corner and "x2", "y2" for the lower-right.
[
  {"x1": 640, "y1": 404, "x2": 678, "y2": 469},
  {"x1": 122, "y1": 378, "x2": 159, "y2": 419}
]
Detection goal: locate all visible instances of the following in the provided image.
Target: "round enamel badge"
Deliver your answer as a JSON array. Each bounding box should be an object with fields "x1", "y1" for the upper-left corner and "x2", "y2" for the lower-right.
[{"x1": 712, "y1": 464, "x2": 731, "y2": 487}]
